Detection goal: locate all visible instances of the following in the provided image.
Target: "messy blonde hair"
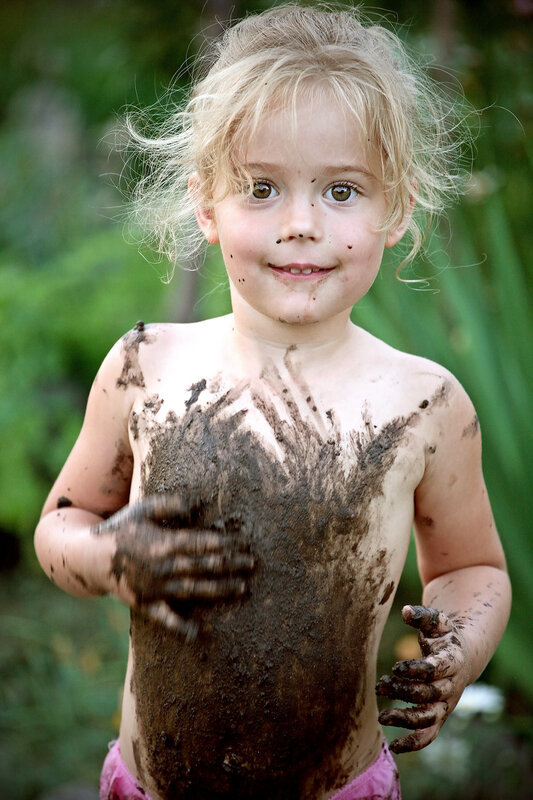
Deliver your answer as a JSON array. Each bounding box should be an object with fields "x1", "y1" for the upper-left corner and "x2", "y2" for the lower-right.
[{"x1": 125, "y1": 3, "x2": 471, "y2": 278}]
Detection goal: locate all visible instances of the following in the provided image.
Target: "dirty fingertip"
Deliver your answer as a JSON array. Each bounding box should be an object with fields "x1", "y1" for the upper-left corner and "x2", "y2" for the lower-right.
[
  {"x1": 401, "y1": 604, "x2": 419, "y2": 623},
  {"x1": 378, "y1": 709, "x2": 394, "y2": 725},
  {"x1": 375, "y1": 674, "x2": 394, "y2": 695},
  {"x1": 389, "y1": 735, "x2": 415, "y2": 754}
]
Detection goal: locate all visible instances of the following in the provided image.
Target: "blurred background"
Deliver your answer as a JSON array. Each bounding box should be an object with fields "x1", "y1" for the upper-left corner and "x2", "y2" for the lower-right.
[{"x1": 0, "y1": 0, "x2": 531, "y2": 797}]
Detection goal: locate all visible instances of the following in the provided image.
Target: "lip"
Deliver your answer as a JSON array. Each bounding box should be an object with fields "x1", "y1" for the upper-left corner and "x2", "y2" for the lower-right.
[{"x1": 268, "y1": 263, "x2": 334, "y2": 279}]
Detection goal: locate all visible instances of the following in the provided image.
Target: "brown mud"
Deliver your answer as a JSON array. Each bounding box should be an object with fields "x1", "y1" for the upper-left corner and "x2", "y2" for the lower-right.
[
  {"x1": 116, "y1": 321, "x2": 154, "y2": 390},
  {"x1": 462, "y1": 415, "x2": 480, "y2": 438},
  {"x1": 56, "y1": 496, "x2": 72, "y2": 508},
  {"x1": 129, "y1": 368, "x2": 419, "y2": 799}
]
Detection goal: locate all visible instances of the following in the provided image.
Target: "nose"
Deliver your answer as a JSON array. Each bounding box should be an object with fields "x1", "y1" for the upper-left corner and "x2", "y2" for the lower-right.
[{"x1": 278, "y1": 196, "x2": 322, "y2": 242}]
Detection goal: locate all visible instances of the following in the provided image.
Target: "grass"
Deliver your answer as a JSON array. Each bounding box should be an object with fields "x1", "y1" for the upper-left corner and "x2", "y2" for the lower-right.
[{"x1": 0, "y1": 570, "x2": 129, "y2": 799}]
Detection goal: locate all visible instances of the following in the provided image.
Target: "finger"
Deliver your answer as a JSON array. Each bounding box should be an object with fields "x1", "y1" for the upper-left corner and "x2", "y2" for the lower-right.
[
  {"x1": 153, "y1": 552, "x2": 255, "y2": 578},
  {"x1": 164, "y1": 577, "x2": 248, "y2": 601},
  {"x1": 141, "y1": 530, "x2": 247, "y2": 560},
  {"x1": 389, "y1": 725, "x2": 439, "y2": 754},
  {"x1": 375, "y1": 674, "x2": 443, "y2": 704},
  {"x1": 402, "y1": 605, "x2": 453, "y2": 637},
  {"x1": 143, "y1": 601, "x2": 198, "y2": 641},
  {"x1": 379, "y1": 704, "x2": 438, "y2": 730},
  {"x1": 91, "y1": 499, "x2": 188, "y2": 535},
  {"x1": 168, "y1": 531, "x2": 252, "y2": 556},
  {"x1": 92, "y1": 503, "x2": 137, "y2": 534},
  {"x1": 392, "y1": 654, "x2": 457, "y2": 682},
  {"x1": 138, "y1": 493, "x2": 195, "y2": 523}
]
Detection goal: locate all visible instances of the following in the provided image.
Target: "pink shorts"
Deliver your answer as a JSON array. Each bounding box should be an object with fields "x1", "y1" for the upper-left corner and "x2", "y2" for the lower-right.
[{"x1": 99, "y1": 739, "x2": 400, "y2": 800}]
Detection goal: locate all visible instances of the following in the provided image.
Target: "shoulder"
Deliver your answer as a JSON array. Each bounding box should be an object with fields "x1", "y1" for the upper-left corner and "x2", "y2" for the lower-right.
[
  {"x1": 97, "y1": 316, "x2": 231, "y2": 391},
  {"x1": 355, "y1": 328, "x2": 476, "y2": 424}
]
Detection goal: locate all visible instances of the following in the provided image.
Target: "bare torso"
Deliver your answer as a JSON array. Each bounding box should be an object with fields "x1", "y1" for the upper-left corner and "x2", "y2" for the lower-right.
[{"x1": 110, "y1": 315, "x2": 444, "y2": 799}]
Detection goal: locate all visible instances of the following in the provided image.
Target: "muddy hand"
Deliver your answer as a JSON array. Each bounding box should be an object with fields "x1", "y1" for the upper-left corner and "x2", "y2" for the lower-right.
[
  {"x1": 376, "y1": 605, "x2": 468, "y2": 753},
  {"x1": 92, "y1": 494, "x2": 255, "y2": 638}
]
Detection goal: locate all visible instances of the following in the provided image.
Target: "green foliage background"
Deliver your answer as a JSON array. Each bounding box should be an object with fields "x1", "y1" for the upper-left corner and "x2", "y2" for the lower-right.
[{"x1": 0, "y1": 1, "x2": 531, "y2": 797}]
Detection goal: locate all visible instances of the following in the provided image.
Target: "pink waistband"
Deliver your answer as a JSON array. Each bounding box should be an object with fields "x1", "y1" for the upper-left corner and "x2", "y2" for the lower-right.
[
  {"x1": 328, "y1": 740, "x2": 401, "y2": 799},
  {"x1": 99, "y1": 740, "x2": 153, "y2": 800},
  {"x1": 100, "y1": 739, "x2": 401, "y2": 800}
]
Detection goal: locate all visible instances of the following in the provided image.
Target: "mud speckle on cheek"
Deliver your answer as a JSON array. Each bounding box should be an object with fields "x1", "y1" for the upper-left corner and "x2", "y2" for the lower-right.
[{"x1": 130, "y1": 373, "x2": 415, "y2": 799}]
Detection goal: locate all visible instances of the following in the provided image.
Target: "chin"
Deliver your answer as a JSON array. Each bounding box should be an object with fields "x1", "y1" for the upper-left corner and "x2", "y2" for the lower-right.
[{"x1": 275, "y1": 312, "x2": 322, "y2": 326}]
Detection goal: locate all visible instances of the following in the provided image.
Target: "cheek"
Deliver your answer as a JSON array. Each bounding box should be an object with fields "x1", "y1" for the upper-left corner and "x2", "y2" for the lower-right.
[{"x1": 221, "y1": 234, "x2": 258, "y2": 265}]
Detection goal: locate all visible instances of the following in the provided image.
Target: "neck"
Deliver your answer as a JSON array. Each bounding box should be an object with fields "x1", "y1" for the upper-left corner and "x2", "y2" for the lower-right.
[{"x1": 225, "y1": 303, "x2": 356, "y2": 366}]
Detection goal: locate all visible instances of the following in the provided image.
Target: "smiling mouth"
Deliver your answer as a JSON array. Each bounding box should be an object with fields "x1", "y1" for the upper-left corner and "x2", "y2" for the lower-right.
[{"x1": 268, "y1": 264, "x2": 334, "y2": 276}]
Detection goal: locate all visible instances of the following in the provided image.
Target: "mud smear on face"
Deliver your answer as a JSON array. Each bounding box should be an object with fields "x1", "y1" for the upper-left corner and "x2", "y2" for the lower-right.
[{"x1": 131, "y1": 370, "x2": 416, "y2": 799}]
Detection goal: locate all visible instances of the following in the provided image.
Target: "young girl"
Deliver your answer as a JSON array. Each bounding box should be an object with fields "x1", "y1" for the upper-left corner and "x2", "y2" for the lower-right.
[{"x1": 35, "y1": 4, "x2": 511, "y2": 799}]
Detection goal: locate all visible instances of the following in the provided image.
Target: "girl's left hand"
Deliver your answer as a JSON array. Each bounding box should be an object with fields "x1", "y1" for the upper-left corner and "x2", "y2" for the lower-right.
[{"x1": 376, "y1": 605, "x2": 469, "y2": 753}]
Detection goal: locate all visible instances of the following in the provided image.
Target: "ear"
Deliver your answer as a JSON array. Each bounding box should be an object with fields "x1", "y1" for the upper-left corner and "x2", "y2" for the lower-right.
[
  {"x1": 188, "y1": 174, "x2": 219, "y2": 245},
  {"x1": 385, "y1": 187, "x2": 416, "y2": 249}
]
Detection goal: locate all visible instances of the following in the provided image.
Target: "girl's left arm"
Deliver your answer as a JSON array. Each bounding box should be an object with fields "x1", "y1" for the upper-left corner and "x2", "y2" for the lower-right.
[{"x1": 377, "y1": 373, "x2": 511, "y2": 753}]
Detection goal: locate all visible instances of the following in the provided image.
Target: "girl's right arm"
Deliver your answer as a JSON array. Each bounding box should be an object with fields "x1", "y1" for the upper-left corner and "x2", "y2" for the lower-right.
[
  {"x1": 34, "y1": 332, "x2": 255, "y2": 638},
  {"x1": 34, "y1": 338, "x2": 136, "y2": 599}
]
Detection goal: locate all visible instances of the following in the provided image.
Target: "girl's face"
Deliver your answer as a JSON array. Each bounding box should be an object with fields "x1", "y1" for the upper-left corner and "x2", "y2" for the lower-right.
[{"x1": 196, "y1": 94, "x2": 407, "y2": 336}]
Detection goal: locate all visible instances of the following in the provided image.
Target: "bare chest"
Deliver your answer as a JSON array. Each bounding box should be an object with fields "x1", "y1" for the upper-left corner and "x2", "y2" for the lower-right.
[{"x1": 126, "y1": 371, "x2": 422, "y2": 797}]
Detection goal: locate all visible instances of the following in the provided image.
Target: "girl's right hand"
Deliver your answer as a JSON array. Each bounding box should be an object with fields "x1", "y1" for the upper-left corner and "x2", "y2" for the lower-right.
[{"x1": 92, "y1": 494, "x2": 255, "y2": 639}]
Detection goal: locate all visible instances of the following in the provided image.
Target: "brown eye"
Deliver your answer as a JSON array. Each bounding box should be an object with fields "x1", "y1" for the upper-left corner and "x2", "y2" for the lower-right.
[
  {"x1": 252, "y1": 181, "x2": 276, "y2": 200},
  {"x1": 326, "y1": 184, "x2": 357, "y2": 202}
]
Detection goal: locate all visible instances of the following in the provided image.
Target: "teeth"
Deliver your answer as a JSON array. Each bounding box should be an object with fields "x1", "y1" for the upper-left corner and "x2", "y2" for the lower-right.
[{"x1": 286, "y1": 267, "x2": 321, "y2": 274}]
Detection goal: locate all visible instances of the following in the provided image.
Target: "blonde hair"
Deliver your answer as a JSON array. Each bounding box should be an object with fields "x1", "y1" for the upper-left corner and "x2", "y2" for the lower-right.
[{"x1": 125, "y1": 3, "x2": 472, "y2": 278}]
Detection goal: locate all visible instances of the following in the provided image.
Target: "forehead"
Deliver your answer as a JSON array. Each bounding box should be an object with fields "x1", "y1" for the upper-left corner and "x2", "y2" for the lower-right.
[{"x1": 240, "y1": 94, "x2": 373, "y2": 174}]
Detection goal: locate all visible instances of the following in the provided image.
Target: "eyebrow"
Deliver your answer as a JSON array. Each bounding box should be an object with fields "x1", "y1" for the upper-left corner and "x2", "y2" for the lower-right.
[{"x1": 245, "y1": 162, "x2": 375, "y2": 178}]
